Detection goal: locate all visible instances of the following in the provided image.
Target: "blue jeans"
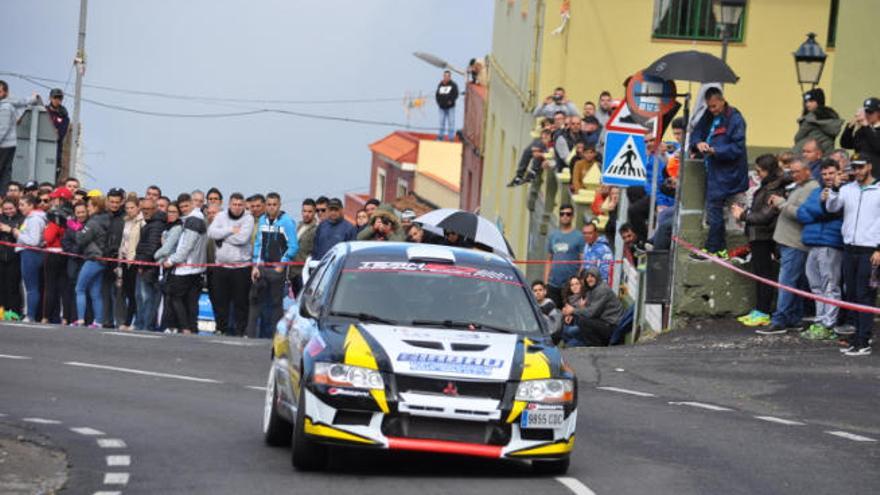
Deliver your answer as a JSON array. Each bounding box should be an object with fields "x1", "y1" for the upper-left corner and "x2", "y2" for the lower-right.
[
  {"x1": 76, "y1": 261, "x2": 105, "y2": 324},
  {"x1": 19, "y1": 250, "x2": 44, "y2": 321},
  {"x1": 135, "y1": 271, "x2": 161, "y2": 331},
  {"x1": 438, "y1": 107, "x2": 455, "y2": 141},
  {"x1": 562, "y1": 324, "x2": 588, "y2": 347},
  {"x1": 705, "y1": 197, "x2": 726, "y2": 253},
  {"x1": 771, "y1": 246, "x2": 808, "y2": 327}
]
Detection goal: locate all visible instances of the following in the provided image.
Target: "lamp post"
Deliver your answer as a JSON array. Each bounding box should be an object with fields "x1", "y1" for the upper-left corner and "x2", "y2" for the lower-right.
[
  {"x1": 711, "y1": 0, "x2": 746, "y2": 63},
  {"x1": 793, "y1": 33, "x2": 827, "y2": 96}
]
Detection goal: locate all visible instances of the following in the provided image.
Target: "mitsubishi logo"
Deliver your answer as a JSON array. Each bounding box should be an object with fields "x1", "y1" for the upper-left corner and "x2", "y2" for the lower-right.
[{"x1": 442, "y1": 381, "x2": 459, "y2": 396}]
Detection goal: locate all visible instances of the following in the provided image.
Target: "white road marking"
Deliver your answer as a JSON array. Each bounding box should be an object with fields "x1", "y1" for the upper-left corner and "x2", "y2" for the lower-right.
[
  {"x1": 97, "y1": 438, "x2": 127, "y2": 448},
  {"x1": 614, "y1": 368, "x2": 625, "y2": 372},
  {"x1": 65, "y1": 361, "x2": 221, "y2": 384},
  {"x1": 71, "y1": 427, "x2": 105, "y2": 436},
  {"x1": 668, "y1": 401, "x2": 734, "y2": 412},
  {"x1": 826, "y1": 430, "x2": 877, "y2": 442},
  {"x1": 0, "y1": 413, "x2": 5, "y2": 417},
  {"x1": 106, "y1": 455, "x2": 131, "y2": 467},
  {"x1": 102, "y1": 472, "x2": 130, "y2": 485},
  {"x1": 246, "y1": 386, "x2": 267, "y2": 392},
  {"x1": 754, "y1": 416, "x2": 806, "y2": 426},
  {"x1": 206, "y1": 339, "x2": 262, "y2": 347},
  {"x1": 596, "y1": 386, "x2": 656, "y2": 397},
  {"x1": 102, "y1": 331, "x2": 162, "y2": 339},
  {"x1": 0, "y1": 353, "x2": 32, "y2": 360},
  {"x1": 22, "y1": 417, "x2": 62, "y2": 424},
  {"x1": 556, "y1": 476, "x2": 597, "y2": 495}
]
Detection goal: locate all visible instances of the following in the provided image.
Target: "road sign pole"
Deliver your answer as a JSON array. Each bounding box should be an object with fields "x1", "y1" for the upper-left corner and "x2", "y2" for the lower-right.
[
  {"x1": 647, "y1": 154, "x2": 660, "y2": 239},
  {"x1": 612, "y1": 189, "x2": 628, "y2": 294}
]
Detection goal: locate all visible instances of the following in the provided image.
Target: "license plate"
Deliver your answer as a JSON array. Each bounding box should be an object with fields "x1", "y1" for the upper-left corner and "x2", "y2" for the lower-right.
[{"x1": 520, "y1": 409, "x2": 564, "y2": 429}]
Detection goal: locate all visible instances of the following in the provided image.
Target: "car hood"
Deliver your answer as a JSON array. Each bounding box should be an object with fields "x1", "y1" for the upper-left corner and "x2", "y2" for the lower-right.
[{"x1": 359, "y1": 324, "x2": 519, "y2": 382}]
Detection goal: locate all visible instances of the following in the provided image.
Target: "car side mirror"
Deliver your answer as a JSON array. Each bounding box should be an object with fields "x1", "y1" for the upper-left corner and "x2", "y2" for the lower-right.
[{"x1": 299, "y1": 299, "x2": 314, "y2": 319}]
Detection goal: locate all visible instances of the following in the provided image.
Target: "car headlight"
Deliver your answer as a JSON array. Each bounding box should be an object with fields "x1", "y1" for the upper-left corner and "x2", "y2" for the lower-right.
[
  {"x1": 313, "y1": 362, "x2": 384, "y2": 390},
  {"x1": 515, "y1": 379, "x2": 574, "y2": 403}
]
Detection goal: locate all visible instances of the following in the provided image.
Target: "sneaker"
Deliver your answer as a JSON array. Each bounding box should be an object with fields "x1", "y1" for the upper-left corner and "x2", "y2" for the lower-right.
[
  {"x1": 689, "y1": 249, "x2": 711, "y2": 261},
  {"x1": 756, "y1": 324, "x2": 788, "y2": 335},
  {"x1": 87, "y1": 323, "x2": 102, "y2": 329},
  {"x1": 69, "y1": 321, "x2": 84, "y2": 327},
  {"x1": 729, "y1": 253, "x2": 751, "y2": 265},
  {"x1": 506, "y1": 177, "x2": 524, "y2": 187},
  {"x1": 834, "y1": 324, "x2": 856, "y2": 336},
  {"x1": 522, "y1": 171, "x2": 537, "y2": 183},
  {"x1": 737, "y1": 310, "x2": 759, "y2": 323},
  {"x1": 843, "y1": 345, "x2": 872, "y2": 357},
  {"x1": 715, "y1": 249, "x2": 729, "y2": 260},
  {"x1": 800, "y1": 323, "x2": 828, "y2": 340},
  {"x1": 743, "y1": 313, "x2": 770, "y2": 327}
]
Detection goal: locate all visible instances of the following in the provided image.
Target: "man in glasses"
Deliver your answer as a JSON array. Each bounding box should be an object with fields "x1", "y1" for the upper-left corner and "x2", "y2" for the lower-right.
[
  {"x1": 312, "y1": 198, "x2": 356, "y2": 259},
  {"x1": 544, "y1": 204, "x2": 584, "y2": 308},
  {"x1": 37, "y1": 193, "x2": 52, "y2": 210},
  {"x1": 840, "y1": 97, "x2": 880, "y2": 178},
  {"x1": 315, "y1": 196, "x2": 329, "y2": 223}
]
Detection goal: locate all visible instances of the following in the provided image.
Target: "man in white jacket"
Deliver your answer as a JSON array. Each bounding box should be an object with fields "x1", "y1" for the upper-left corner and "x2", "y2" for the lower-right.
[
  {"x1": 825, "y1": 158, "x2": 880, "y2": 356},
  {"x1": 0, "y1": 81, "x2": 39, "y2": 196},
  {"x1": 163, "y1": 194, "x2": 207, "y2": 334},
  {"x1": 207, "y1": 193, "x2": 253, "y2": 336}
]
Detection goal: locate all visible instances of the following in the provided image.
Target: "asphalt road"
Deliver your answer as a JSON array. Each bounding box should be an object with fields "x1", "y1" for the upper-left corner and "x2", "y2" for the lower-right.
[{"x1": 1, "y1": 320, "x2": 878, "y2": 494}]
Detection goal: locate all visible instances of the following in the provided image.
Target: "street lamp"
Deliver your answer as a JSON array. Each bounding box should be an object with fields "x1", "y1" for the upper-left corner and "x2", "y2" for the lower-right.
[
  {"x1": 711, "y1": 0, "x2": 746, "y2": 63},
  {"x1": 413, "y1": 52, "x2": 465, "y2": 75},
  {"x1": 793, "y1": 33, "x2": 827, "y2": 95}
]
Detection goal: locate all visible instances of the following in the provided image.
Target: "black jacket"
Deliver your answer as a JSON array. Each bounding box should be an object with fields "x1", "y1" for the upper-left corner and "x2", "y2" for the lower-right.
[
  {"x1": 840, "y1": 123, "x2": 880, "y2": 178},
  {"x1": 76, "y1": 212, "x2": 111, "y2": 259},
  {"x1": 435, "y1": 80, "x2": 459, "y2": 110},
  {"x1": 0, "y1": 212, "x2": 23, "y2": 263},
  {"x1": 135, "y1": 211, "x2": 167, "y2": 262},
  {"x1": 741, "y1": 173, "x2": 790, "y2": 241},
  {"x1": 106, "y1": 209, "x2": 125, "y2": 258}
]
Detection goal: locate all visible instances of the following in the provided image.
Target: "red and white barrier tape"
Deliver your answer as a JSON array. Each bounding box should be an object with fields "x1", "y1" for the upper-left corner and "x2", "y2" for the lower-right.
[{"x1": 673, "y1": 236, "x2": 880, "y2": 315}]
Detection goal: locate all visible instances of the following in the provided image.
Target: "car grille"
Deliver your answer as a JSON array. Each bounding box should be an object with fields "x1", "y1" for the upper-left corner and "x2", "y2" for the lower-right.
[
  {"x1": 382, "y1": 416, "x2": 511, "y2": 446},
  {"x1": 395, "y1": 375, "x2": 506, "y2": 400}
]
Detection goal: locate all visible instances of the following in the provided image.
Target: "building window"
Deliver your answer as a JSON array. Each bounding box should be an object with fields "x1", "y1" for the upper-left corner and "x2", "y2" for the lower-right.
[
  {"x1": 376, "y1": 169, "x2": 386, "y2": 202},
  {"x1": 652, "y1": 0, "x2": 746, "y2": 42},
  {"x1": 827, "y1": 0, "x2": 839, "y2": 48},
  {"x1": 396, "y1": 179, "x2": 408, "y2": 199}
]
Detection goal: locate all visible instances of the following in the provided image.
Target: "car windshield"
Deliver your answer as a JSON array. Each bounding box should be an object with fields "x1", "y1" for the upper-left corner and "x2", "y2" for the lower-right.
[{"x1": 328, "y1": 260, "x2": 542, "y2": 335}]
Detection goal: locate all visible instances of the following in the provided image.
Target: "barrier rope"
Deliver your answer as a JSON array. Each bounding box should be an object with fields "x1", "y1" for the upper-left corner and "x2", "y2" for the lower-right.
[{"x1": 672, "y1": 236, "x2": 880, "y2": 315}]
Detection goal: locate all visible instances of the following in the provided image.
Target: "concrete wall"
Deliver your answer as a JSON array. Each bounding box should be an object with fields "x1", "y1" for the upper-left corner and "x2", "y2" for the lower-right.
[
  {"x1": 415, "y1": 171, "x2": 460, "y2": 209},
  {"x1": 828, "y1": 0, "x2": 880, "y2": 121},
  {"x1": 460, "y1": 83, "x2": 487, "y2": 212}
]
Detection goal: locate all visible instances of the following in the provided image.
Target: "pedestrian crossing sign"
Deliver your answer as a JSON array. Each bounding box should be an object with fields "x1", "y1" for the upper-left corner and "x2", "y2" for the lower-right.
[{"x1": 602, "y1": 130, "x2": 647, "y2": 187}]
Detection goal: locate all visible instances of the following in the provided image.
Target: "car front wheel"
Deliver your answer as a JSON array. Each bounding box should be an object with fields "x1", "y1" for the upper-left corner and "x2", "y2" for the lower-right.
[
  {"x1": 291, "y1": 385, "x2": 329, "y2": 471},
  {"x1": 262, "y1": 366, "x2": 292, "y2": 447}
]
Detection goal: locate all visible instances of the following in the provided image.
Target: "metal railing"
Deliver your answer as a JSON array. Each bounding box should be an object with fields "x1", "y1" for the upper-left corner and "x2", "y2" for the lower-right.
[{"x1": 652, "y1": 0, "x2": 746, "y2": 42}]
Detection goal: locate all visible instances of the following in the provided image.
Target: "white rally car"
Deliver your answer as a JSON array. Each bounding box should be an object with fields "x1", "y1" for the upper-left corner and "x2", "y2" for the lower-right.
[{"x1": 262, "y1": 242, "x2": 577, "y2": 474}]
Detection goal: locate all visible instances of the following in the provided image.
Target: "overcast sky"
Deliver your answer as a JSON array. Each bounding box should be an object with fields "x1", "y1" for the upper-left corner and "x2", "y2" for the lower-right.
[{"x1": 2, "y1": 0, "x2": 493, "y2": 209}]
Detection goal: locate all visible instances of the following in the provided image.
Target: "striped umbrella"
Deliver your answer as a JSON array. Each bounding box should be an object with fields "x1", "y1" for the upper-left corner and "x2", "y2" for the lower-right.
[{"x1": 414, "y1": 208, "x2": 514, "y2": 257}]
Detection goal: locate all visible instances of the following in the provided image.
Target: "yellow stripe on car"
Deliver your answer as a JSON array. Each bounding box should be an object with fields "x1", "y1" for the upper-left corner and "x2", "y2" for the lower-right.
[
  {"x1": 344, "y1": 325, "x2": 389, "y2": 413},
  {"x1": 273, "y1": 333, "x2": 289, "y2": 360},
  {"x1": 304, "y1": 418, "x2": 377, "y2": 445},
  {"x1": 507, "y1": 436, "x2": 575, "y2": 457},
  {"x1": 507, "y1": 341, "x2": 552, "y2": 423},
  {"x1": 506, "y1": 400, "x2": 527, "y2": 423}
]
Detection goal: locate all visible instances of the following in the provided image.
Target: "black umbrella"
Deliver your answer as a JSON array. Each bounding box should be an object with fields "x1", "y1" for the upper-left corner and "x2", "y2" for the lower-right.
[
  {"x1": 643, "y1": 50, "x2": 738, "y2": 83},
  {"x1": 415, "y1": 208, "x2": 514, "y2": 257}
]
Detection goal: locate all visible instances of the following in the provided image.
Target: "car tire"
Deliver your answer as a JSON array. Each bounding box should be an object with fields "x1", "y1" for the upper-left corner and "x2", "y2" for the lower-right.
[
  {"x1": 262, "y1": 366, "x2": 293, "y2": 447},
  {"x1": 291, "y1": 384, "x2": 329, "y2": 471},
  {"x1": 532, "y1": 456, "x2": 570, "y2": 475}
]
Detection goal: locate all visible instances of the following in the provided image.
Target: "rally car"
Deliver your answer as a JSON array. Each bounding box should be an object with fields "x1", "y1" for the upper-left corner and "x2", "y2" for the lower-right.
[{"x1": 261, "y1": 242, "x2": 577, "y2": 474}]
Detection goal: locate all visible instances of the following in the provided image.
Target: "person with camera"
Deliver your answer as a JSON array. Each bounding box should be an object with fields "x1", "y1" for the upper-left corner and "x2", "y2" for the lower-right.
[
  {"x1": 41, "y1": 187, "x2": 74, "y2": 324},
  {"x1": 840, "y1": 97, "x2": 880, "y2": 178},
  {"x1": 534, "y1": 87, "x2": 579, "y2": 119}
]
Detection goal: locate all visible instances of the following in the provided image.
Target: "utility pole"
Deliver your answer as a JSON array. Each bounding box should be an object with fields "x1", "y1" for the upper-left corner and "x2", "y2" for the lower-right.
[{"x1": 69, "y1": 0, "x2": 88, "y2": 179}]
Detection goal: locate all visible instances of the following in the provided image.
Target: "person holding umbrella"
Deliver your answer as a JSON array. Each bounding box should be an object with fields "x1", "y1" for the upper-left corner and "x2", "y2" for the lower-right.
[{"x1": 689, "y1": 87, "x2": 748, "y2": 259}]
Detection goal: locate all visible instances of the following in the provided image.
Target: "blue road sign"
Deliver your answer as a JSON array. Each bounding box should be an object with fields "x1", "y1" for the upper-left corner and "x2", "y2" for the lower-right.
[{"x1": 602, "y1": 130, "x2": 647, "y2": 187}]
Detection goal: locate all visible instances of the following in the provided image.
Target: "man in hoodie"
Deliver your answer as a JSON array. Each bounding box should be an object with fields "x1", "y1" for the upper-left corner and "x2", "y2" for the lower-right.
[
  {"x1": 826, "y1": 158, "x2": 880, "y2": 356},
  {"x1": 163, "y1": 193, "x2": 208, "y2": 334},
  {"x1": 580, "y1": 222, "x2": 613, "y2": 283},
  {"x1": 435, "y1": 70, "x2": 459, "y2": 141},
  {"x1": 208, "y1": 192, "x2": 254, "y2": 336},
  {"x1": 796, "y1": 159, "x2": 844, "y2": 340},
  {"x1": 840, "y1": 97, "x2": 880, "y2": 178},
  {"x1": 794, "y1": 88, "x2": 842, "y2": 155},
  {"x1": 133, "y1": 198, "x2": 166, "y2": 331},
  {"x1": 250, "y1": 192, "x2": 298, "y2": 338},
  {"x1": 313, "y1": 198, "x2": 356, "y2": 259},
  {"x1": 757, "y1": 159, "x2": 819, "y2": 335},
  {"x1": 0, "y1": 81, "x2": 39, "y2": 197},
  {"x1": 690, "y1": 87, "x2": 749, "y2": 258},
  {"x1": 561, "y1": 268, "x2": 623, "y2": 347}
]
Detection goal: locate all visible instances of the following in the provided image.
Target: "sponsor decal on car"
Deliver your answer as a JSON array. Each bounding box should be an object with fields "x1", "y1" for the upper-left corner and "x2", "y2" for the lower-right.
[
  {"x1": 397, "y1": 352, "x2": 505, "y2": 376},
  {"x1": 327, "y1": 387, "x2": 371, "y2": 398},
  {"x1": 351, "y1": 262, "x2": 518, "y2": 284}
]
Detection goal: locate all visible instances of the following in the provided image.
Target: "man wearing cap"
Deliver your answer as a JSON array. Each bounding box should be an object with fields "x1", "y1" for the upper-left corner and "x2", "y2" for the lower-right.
[
  {"x1": 400, "y1": 209, "x2": 416, "y2": 232},
  {"x1": 794, "y1": 88, "x2": 842, "y2": 155},
  {"x1": 45, "y1": 89, "x2": 69, "y2": 172},
  {"x1": 841, "y1": 97, "x2": 880, "y2": 178},
  {"x1": 312, "y1": 198, "x2": 356, "y2": 259},
  {"x1": 0, "y1": 80, "x2": 39, "y2": 197},
  {"x1": 825, "y1": 157, "x2": 880, "y2": 356}
]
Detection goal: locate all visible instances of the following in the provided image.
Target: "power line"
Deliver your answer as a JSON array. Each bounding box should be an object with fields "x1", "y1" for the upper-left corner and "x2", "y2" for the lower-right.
[
  {"x1": 6, "y1": 71, "x2": 439, "y2": 130},
  {"x1": 1, "y1": 71, "x2": 422, "y2": 105}
]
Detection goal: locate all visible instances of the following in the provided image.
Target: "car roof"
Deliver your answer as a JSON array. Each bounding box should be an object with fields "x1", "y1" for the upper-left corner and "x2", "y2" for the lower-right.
[{"x1": 337, "y1": 241, "x2": 515, "y2": 270}]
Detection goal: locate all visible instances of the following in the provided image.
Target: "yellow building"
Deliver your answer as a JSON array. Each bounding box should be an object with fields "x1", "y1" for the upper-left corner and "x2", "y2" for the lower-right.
[{"x1": 481, "y1": 0, "x2": 879, "y2": 266}]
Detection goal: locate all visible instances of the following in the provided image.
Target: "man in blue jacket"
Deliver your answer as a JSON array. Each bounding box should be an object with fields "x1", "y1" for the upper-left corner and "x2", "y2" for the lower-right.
[
  {"x1": 797, "y1": 159, "x2": 844, "y2": 339},
  {"x1": 690, "y1": 87, "x2": 748, "y2": 258},
  {"x1": 251, "y1": 192, "x2": 298, "y2": 338},
  {"x1": 311, "y1": 198, "x2": 356, "y2": 260}
]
